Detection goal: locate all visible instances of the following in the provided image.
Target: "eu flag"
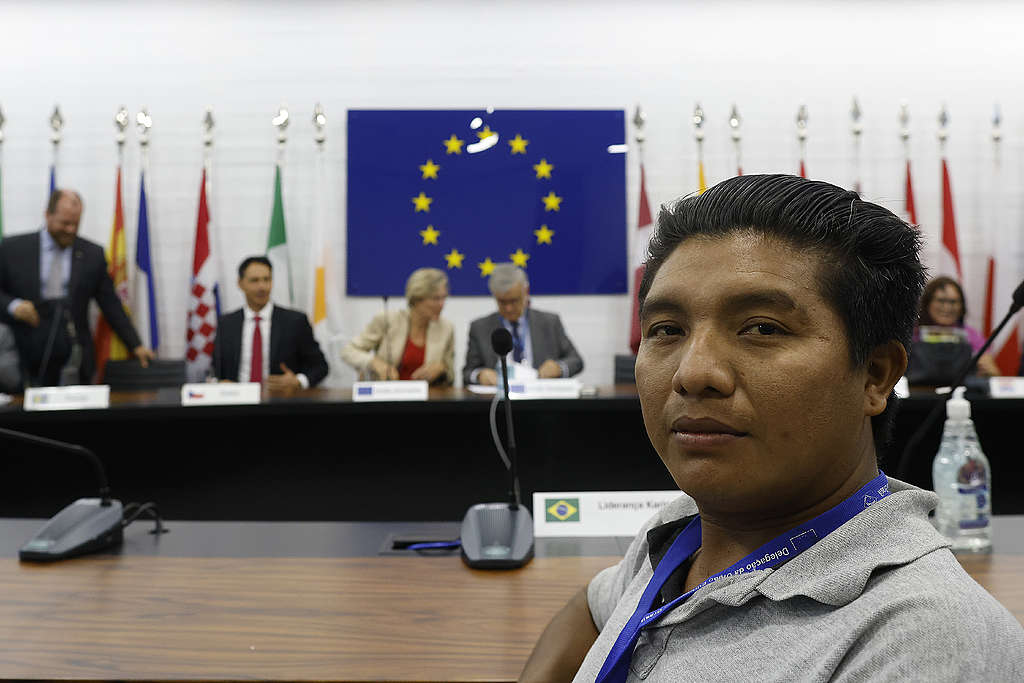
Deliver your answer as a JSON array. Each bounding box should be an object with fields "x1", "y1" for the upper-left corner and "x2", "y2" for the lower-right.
[{"x1": 347, "y1": 109, "x2": 627, "y2": 296}]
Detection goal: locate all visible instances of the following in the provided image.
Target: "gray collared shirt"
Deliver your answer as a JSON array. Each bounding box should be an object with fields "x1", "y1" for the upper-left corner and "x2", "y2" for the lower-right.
[
  {"x1": 6, "y1": 229, "x2": 72, "y2": 317},
  {"x1": 576, "y1": 478, "x2": 1024, "y2": 682}
]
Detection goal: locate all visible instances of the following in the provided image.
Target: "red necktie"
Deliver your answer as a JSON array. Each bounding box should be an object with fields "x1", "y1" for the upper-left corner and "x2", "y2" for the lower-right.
[{"x1": 250, "y1": 315, "x2": 263, "y2": 383}]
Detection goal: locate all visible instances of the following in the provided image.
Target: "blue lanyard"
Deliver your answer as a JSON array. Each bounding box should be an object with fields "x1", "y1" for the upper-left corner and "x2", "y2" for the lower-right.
[{"x1": 595, "y1": 472, "x2": 891, "y2": 683}]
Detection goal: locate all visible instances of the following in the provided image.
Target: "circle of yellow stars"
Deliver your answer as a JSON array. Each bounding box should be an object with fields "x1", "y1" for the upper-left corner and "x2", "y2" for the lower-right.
[{"x1": 411, "y1": 126, "x2": 563, "y2": 275}]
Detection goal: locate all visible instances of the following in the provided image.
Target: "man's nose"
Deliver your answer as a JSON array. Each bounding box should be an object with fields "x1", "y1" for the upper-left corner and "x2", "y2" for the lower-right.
[{"x1": 671, "y1": 329, "x2": 734, "y2": 398}]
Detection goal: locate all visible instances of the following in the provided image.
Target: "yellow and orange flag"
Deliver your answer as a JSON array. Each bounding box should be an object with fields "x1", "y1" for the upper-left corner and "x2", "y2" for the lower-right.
[{"x1": 93, "y1": 166, "x2": 132, "y2": 381}]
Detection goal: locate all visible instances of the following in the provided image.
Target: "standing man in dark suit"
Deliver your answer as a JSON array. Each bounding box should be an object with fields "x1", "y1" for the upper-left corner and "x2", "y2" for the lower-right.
[
  {"x1": 212, "y1": 256, "x2": 328, "y2": 389},
  {"x1": 0, "y1": 189, "x2": 154, "y2": 386},
  {"x1": 463, "y1": 263, "x2": 583, "y2": 386}
]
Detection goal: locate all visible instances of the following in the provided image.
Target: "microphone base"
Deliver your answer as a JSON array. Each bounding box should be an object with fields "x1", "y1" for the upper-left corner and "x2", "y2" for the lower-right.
[
  {"x1": 19, "y1": 498, "x2": 124, "y2": 562},
  {"x1": 460, "y1": 502, "x2": 534, "y2": 570}
]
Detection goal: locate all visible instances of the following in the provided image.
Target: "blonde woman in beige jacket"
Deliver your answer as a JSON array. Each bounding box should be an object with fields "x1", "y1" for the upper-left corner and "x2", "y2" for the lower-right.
[{"x1": 341, "y1": 268, "x2": 455, "y2": 385}]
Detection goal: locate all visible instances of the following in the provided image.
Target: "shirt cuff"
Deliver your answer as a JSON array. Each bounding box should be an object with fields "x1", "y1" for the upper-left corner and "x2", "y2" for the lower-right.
[
  {"x1": 469, "y1": 368, "x2": 483, "y2": 384},
  {"x1": 557, "y1": 361, "x2": 569, "y2": 378},
  {"x1": 296, "y1": 373, "x2": 310, "y2": 389},
  {"x1": 7, "y1": 299, "x2": 23, "y2": 317}
]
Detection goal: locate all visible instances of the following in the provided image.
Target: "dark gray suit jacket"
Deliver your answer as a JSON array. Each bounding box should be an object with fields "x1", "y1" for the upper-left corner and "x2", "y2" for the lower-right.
[
  {"x1": 0, "y1": 231, "x2": 141, "y2": 384},
  {"x1": 462, "y1": 308, "x2": 583, "y2": 386}
]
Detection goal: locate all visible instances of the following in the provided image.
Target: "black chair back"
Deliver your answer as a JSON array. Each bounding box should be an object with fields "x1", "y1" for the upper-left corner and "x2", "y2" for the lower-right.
[{"x1": 102, "y1": 359, "x2": 186, "y2": 391}]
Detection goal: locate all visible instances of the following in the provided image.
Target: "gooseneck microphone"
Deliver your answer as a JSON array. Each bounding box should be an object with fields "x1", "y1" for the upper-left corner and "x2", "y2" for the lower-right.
[
  {"x1": 0, "y1": 426, "x2": 124, "y2": 561},
  {"x1": 896, "y1": 279, "x2": 1024, "y2": 481},
  {"x1": 459, "y1": 326, "x2": 534, "y2": 569}
]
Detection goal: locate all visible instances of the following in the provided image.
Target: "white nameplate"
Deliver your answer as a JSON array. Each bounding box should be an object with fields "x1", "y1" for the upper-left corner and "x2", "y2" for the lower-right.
[
  {"x1": 533, "y1": 490, "x2": 683, "y2": 537},
  {"x1": 24, "y1": 385, "x2": 110, "y2": 411},
  {"x1": 181, "y1": 382, "x2": 261, "y2": 406},
  {"x1": 352, "y1": 380, "x2": 428, "y2": 402},
  {"x1": 508, "y1": 378, "x2": 582, "y2": 400},
  {"x1": 989, "y1": 376, "x2": 1024, "y2": 398}
]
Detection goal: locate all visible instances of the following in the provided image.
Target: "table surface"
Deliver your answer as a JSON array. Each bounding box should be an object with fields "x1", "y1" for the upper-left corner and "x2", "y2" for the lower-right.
[{"x1": 0, "y1": 517, "x2": 1020, "y2": 682}]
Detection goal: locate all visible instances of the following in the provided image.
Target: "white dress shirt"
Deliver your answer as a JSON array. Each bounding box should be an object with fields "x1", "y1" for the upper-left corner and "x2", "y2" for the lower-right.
[{"x1": 237, "y1": 303, "x2": 309, "y2": 388}]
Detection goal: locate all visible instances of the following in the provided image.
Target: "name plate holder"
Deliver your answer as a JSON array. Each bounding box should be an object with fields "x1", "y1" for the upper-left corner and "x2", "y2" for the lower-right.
[
  {"x1": 24, "y1": 385, "x2": 110, "y2": 411},
  {"x1": 508, "y1": 378, "x2": 582, "y2": 400},
  {"x1": 533, "y1": 490, "x2": 683, "y2": 537},
  {"x1": 989, "y1": 376, "x2": 1024, "y2": 398},
  {"x1": 352, "y1": 380, "x2": 429, "y2": 402},
  {"x1": 181, "y1": 383, "x2": 261, "y2": 406}
]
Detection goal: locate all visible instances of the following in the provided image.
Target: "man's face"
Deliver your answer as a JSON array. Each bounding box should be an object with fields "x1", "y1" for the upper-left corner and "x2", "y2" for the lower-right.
[
  {"x1": 45, "y1": 196, "x2": 82, "y2": 249},
  {"x1": 635, "y1": 232, "x2": 877, "y2": 519},
  {"x1": 239, "y1": 263, "x2": 273, "y2": 311},
  {"x1": 495, "y1": 282, "x2": 528, "y2": 322}
]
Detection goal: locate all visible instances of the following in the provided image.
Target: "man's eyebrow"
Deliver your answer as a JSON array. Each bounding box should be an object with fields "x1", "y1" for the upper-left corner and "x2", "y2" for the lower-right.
[
  {"x1": 638, "y1": 295, "x2": 681, "y2": 320},
  {"x1": 721, "y1": 289, "x2": 801, "y2": 313}
]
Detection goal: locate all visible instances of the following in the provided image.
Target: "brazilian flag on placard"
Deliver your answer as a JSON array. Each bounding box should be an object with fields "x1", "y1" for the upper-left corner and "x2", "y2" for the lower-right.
[
  {"x1": 346, "y1": 109, "x2": 627, "y2": 296},
  {"x1": 545, "y1": 498, "x2": 580, "y2": 522}
]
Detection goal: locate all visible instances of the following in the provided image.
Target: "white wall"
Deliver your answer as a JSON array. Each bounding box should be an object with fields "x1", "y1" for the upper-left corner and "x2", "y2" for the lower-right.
[{"x1": 2, "y1": 0, "x2": 1022, "y2": 387}]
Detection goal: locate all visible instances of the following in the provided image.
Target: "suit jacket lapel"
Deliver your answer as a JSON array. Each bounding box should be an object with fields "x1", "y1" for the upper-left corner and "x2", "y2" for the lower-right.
[
  {"x1": 27, "y1": 233, "x2": 42, "y2": 300},
  {"x1": 67, "y1": 239, "x2": 85, "y2": 303},
  {"x1": 270, "y1": 307, "x2": 283, "y2": 369},
  {"x1": 226, "y1": 310, "x2": 245, "y2": 379}
]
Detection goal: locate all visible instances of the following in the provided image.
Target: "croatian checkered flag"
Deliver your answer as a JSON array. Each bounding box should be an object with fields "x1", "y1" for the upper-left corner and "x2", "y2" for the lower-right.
[{"x1": 185, "y1": 167, "x2": 221, "y2": 382}]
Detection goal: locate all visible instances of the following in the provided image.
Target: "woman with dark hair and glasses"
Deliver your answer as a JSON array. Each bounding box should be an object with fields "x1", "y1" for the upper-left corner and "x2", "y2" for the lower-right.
[{"x1": 916, "y1": 276, "x2": 1000, "y2": 377}]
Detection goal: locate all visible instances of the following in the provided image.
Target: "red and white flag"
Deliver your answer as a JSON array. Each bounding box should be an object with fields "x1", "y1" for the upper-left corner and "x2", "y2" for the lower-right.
[
  {"x1": 982, "y1": 154, "x2": 1022, "y2": 375},
  {"x1": 628, "y1": 162, "x2": 654, "y2": 354},
  {"x1": 185, "y1": 167, "x2": 221, "y2": 382},
  {"x1": 938, "y1": 158, "x2": 962, "y2": 280},
  {"x1": 904, "y1": 160, "x2": 918, "y2": 225}
]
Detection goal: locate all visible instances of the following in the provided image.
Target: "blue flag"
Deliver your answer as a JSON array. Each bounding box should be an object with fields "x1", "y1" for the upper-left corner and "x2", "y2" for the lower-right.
[
  {"x1": 49, "y1": 165, "x2": 55, "y2": 196},
  {"x1": 134, "y1": 172, "x2": 159, "y2": 350},
  {"x1": 347, "y1": 109, "x2": 627, "y2": 296}
]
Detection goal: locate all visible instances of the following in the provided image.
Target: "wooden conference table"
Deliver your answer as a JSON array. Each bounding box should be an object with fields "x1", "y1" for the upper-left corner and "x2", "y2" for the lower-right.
[
  {"x1": 0, "y1": 516, "x2": 1021, "y2": 682},
  {"x1": 1, "y1": 385, "x2": 1023, "y2": 521}
]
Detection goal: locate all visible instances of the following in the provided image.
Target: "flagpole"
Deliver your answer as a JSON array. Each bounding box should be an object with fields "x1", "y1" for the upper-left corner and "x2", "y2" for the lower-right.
[
  {"x1": 693, "y1": 103, "x2": 706, "y2": 193},
  {"x1": 311, "y1": 102, "x2": 327, "y2": 331},
  {"x1": 729, "y1": 104, "x2": 742, "y2": 177},
  {"x1": 202, "y1": 107, "x2": 218, "y2": 317},
  {"x1": 795, "y1": 105, "x2": 808, "y2": 178},
  {"x1": 850, "y1": 97, "x2": 862, "y2": 194},
  {"x1": 270, "y1": 103, "x2": 292, "y2": 305},
  {"x1": 0, "y1": 103, "x2": 5, "y2": 239},
  {"x1": 49, "y1": 105, "x2": 63, "y2": 195}
]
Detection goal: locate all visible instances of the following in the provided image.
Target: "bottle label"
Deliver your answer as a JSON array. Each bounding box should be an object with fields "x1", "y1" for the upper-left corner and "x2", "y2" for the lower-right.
[{"x1": 954, "y1": 484, "x2": 989, "y2": 529}]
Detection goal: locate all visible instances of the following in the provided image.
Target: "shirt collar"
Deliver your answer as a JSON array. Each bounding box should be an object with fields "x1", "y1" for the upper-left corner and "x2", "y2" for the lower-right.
[
  {"x1": 245, "y1": 302, "x2": 273, "y2": 321},
  {"x1": 40, "y1": 227, "x2": 66, "y2": 253}
]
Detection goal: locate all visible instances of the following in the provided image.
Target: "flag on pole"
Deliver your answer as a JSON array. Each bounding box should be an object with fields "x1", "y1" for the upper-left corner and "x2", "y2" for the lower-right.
[
  {"x1": 939, "y1": 158, "x2": 962, "y2": 280},
  {"x1": 48, "y1": 165, "x2": 55, "y2": 196},
  {"x1": 267, "y1": 165, "x2": 292, "y2": 306},
  {"x1": 308, "y1": 146, "x2": 342, "y2": 355},
  {"x1": 185, "y1": 168, "x2": 221, "y2": 382},
  {"x1": 905, "y1": 160, "x2": 917, "y2": 225},
  {"x1": 982, "y1": 139, "x2": 1022, "y2": 376},
  {"x1": 93, "y1": 166, "x2": 131, "y2": 381},
  {"x1": 134, "y1": 171, "x2": 159, "y2": 351},
  {"x1": 628, "y1": 162, "x2": 654, "y2": 354},
  {"x1": 799, "y1": 159, "x2": 807, "y2": 179},
  {"x1": 698, "y1": 161, "x2": 707, "y2": 194}
]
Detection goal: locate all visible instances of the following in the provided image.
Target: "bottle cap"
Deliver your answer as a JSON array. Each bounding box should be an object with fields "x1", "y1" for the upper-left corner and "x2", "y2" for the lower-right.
[{"x1": 946, "y1": 386, "x2": 971, "y2": 420}]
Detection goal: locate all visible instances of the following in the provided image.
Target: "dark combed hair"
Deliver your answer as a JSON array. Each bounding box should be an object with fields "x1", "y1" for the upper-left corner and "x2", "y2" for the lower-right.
[
  {"x1": 46, "y1": 189, "x2": 82, "y2": 214},
  {"x1": 238, "y1": 255, "x2": 273, "y2": 279},
  {"x1": 918, "y1": 275, "x2": 966, "y2": 326},
  {"x1": 638, "y1": 174, "x2": 926, "y2": 458}
]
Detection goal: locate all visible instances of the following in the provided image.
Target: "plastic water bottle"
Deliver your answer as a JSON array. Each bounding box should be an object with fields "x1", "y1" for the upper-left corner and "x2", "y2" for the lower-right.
[{"x1": 932, "y1": 386, "x2": 992, "y2": 552}]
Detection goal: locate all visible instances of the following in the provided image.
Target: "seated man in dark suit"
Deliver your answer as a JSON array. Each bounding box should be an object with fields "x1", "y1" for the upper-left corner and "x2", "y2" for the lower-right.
[
  {"x1": 212, "y1": 256, "x2": 328, "y2": 389},
  {"x1": 463, "y1": 263, "x2": 583, "y2": 386},
  {"x1": 0, "y1": 189, "x2": 154, "y2": 387}
]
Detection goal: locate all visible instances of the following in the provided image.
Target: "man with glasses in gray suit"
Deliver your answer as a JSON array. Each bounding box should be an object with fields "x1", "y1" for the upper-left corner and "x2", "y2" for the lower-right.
[{"x1": 463, "y1": 263, "x2": 583, "y2": 386}]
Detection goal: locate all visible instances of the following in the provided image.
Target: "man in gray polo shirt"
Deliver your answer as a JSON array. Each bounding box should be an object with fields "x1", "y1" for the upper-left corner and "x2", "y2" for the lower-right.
[{"x1": 520, "y1": 175, "x2": 1024, "y2": 681}]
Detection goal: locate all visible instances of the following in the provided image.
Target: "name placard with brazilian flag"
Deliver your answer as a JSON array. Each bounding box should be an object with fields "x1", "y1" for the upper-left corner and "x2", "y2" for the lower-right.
[{"x1": 346, "y1": 109, "x2": 627, "y2": 296}]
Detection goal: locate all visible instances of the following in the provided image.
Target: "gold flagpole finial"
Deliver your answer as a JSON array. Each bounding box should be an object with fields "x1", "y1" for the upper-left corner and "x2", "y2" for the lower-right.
[
  {"x1": 937, "y1": 104, "x2": 950, "y2": 144},
  {"x1": 850, "y1": 97, "x2": 863, "y2": 138},
  {"x1": 795, "y1": 104, "x2": 808, "y2": 142},
  {"x1": 633, "y1": 104, "x2": 646, "y2": 145},
  {"x1": 273, "y1": 104, "x2": 289, "y2": 145},
  {"x1": 136, "y1": 108, "x2": 153, "y2": 148},
  {"x1": 202, "y1": 108, "x2": 215, "y2": 149},
  {"x1": 49, "y1": 105, "x2": 64, "y2": 146},
  {"x1": 313, "y1": 103, "x2": 327, "y2": 146},
  {"x1": 114, "y1": 106, "x2": 129, "y2": 149},
  {"x1": 729, "y1": 104, "x2": 741, "y2": 142}
]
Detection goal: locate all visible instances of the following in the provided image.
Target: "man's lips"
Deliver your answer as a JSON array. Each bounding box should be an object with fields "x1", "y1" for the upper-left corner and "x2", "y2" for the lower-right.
[{"x1": 670, "y1": 417, "x2": 747, "y2": 447}]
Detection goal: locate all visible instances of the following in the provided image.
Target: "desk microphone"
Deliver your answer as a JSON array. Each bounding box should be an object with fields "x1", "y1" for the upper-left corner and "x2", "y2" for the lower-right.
[
  {"x1": 459, "y1": 327, "x2": 534, "y2": 569},
  {"x1": 896, "y1": 278, "x2": 1024, "y2": 480},
  {"x1": 0, "y1": 426, "x2": 124, "y2": 561}
]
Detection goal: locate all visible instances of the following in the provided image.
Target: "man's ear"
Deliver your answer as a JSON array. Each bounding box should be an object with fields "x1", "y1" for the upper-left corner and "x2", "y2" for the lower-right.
[{"x1": 864, "y1": 341, "x2": 907, "y2": 417}]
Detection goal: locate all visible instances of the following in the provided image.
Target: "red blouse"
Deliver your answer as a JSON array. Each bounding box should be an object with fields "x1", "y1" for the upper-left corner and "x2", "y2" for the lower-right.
[{"x1": 397, "y1": 337, "x2": 426, "y2": 380}]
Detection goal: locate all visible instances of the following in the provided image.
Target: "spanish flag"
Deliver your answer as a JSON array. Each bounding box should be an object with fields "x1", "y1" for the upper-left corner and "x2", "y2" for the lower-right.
[{"x1": 93, "y1": 166, "x2": 132, "y2": 381}]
